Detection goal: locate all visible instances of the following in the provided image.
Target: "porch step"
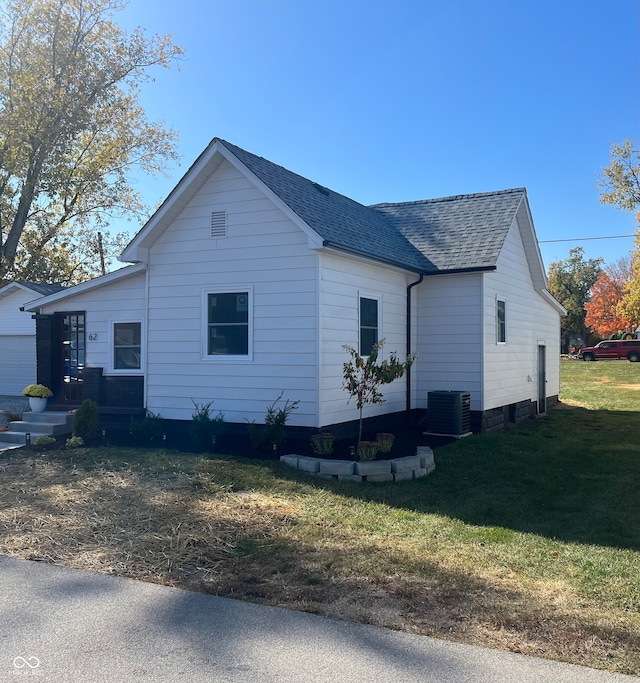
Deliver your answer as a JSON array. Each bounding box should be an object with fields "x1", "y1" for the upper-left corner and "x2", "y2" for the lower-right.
[{"x1": 0, "y1": 411, "x2": 74, "y2": 448}]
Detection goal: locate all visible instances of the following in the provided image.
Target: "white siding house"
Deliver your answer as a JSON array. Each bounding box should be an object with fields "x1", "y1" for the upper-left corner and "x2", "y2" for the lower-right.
[
  {"x1": 0, "y1": 282, "x2": 65, "y2": 396},
  {"x1": 26, "y1": 138, "x2": 565, "y2": 434}
]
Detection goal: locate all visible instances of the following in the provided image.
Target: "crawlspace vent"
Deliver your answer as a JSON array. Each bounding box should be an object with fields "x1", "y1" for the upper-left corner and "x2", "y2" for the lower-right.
[{"x1": 210, "y1": 211, "x2": 227, "y2": 238}]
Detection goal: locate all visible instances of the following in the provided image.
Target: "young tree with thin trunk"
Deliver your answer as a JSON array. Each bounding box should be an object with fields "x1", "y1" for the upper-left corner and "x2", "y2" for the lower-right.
[
  {"x1": 0, "y1": 0, "x2": 183, "y2": 285},
  {"x1": 342, "y1": 339, "x2": 415, "y2": 450}
]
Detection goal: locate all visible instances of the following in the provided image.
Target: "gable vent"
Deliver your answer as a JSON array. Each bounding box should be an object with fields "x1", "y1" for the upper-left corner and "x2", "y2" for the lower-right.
[{"x1": 210, "y1": 211, "x2": 227, "y2": 238}]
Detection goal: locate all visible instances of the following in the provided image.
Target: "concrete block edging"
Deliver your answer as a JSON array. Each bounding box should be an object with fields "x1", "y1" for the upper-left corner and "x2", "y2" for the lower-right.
[{"x1": 281, "y1": 448, "x2": 435, "y2": 484}]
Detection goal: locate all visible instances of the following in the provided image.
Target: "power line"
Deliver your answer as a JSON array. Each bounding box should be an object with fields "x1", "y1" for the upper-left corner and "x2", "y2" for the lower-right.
[{"x1": 539, "y1": 234, "x2": 635, "y2": 243}]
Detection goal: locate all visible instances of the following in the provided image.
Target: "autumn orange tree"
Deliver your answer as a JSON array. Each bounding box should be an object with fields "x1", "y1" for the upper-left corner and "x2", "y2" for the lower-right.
[{"x1": 584, "y1": 269, "x2": 633, "y2": 337}]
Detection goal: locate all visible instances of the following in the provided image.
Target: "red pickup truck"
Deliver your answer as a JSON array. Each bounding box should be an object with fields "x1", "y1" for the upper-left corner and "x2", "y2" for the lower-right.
[{"x1": 579, "y1": 340, "x2": 640, "y2": 362}]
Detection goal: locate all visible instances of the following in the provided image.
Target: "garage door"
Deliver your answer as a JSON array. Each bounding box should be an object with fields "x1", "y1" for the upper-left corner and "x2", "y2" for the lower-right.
[{"x1": 0, "y1": 335, "x2": 36, "y2": 396}]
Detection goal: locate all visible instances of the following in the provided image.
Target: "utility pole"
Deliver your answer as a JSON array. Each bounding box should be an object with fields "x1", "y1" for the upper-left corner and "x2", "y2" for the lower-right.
[{"x1": 98, "y1": 232, "x2": 106, "y2": 276}]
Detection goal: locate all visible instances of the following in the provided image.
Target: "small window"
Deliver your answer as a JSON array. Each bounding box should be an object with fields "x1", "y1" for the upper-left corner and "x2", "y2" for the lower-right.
[
  {"x1": 360, "y1": 296, "x2": 379, "y2": 356},
  {"x1": 114, "y1": 322, "x2": 141, "y2": 370},
  {"x1": 207, "y1": 291, "x2": 249, "y2": 356},
  {"x1": 496, "y1": 298, "x2": 506, "y2": 344}
]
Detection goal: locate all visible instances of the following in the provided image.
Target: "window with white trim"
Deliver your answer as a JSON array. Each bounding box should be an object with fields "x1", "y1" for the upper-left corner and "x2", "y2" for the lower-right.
[
  {"x1": 113, "y1": 322, "x2": 142, "y2": 370},
  {"x1": 359, "y1": 295, "x2": 379, "y2": 356},
  {"x1": 496, "y1": 297, "x2": 506, "y2": 344},
  {"x1": 206, "y1": 290, "x2": 251, "y2": 356}
]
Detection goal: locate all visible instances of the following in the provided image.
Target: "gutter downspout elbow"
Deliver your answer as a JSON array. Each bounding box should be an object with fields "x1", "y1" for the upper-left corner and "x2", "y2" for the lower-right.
[{"x1": 406, "y1": 274, "x2": 424, "y2": 416}]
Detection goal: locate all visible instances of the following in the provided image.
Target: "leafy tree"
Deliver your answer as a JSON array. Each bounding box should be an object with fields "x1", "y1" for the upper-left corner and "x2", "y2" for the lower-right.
[
  {"x1": 584, "y1": 270, "x2": 632, "y2": 337},
  {"x1": 598, "y1": 139, "x2": 640, "y2": 329},
  {"x1": 342, "y1": 339, "x2": 415, "y2": 449},
  {"x1": 12, "y1": 224, "x2": 130, "y2": 285},
  {"x1": 0, "y1": 0, "x2": 183, "y2": 285},
  {"x1": 618, "y1": 233, "x2": 640, "y2": 329},
  {"x1": 547, "y1": 247, "x2": 603, "y2": 351},
  {"x1": 598, "y1": 139, "x2": 640, "y2": 225}
]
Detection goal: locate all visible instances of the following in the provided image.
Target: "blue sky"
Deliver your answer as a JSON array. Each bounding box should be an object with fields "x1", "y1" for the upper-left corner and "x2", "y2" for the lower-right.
[{"x1": 117, "y1": 0, "x2": 639, "y2": 271}]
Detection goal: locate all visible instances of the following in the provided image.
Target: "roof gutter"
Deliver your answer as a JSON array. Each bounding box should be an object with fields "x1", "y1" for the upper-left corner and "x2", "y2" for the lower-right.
[{"x1": 406, "y1": 273, "x2": 424, "y2": 417}]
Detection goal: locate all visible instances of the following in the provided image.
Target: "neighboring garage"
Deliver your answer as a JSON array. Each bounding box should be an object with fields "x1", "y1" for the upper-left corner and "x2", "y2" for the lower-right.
[{"x1": 0, "y1": 281, "x2": 65, "y2": 396}]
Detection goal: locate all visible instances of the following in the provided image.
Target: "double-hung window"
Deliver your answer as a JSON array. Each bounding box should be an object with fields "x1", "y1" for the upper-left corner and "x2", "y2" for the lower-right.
[
  {"x1": 359, "y1": 295, "x2": 380, "y2": 356},
  {"x1": 206, "y1": 290, "x2": 251, "y2": 357},
  {"x1": 113, "y1": 322, "x2": 142, "y2": 370},
  {"x1": 496, "y1": 297, "x2": 506, "y2": 344}
]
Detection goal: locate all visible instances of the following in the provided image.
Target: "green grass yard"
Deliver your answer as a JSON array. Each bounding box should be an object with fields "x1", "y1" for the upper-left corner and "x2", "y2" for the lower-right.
[{"x1": 0, "y1": 358, "x2": 638, "y2": 674}]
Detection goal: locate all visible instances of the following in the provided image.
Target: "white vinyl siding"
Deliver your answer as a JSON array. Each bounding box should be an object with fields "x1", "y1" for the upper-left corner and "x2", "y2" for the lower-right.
[
  {"x1": 0, "y1": 287, "x2": 38, "y2": 394},
  {"x1": 145, "y1": 158, "x2": 319, "y2": 426},
  {"x1": 414, "y1": 272, "x2": 483, "y2": 411},
  {"x1": 0, "y1": 335, "x2": 36, "y2": 395},
  {"x1": 483, "y1": 212, "x2": 561, "y2": 410},
  {"x1": 319, "y1": 251, "x2": 410, "y2": 428}
]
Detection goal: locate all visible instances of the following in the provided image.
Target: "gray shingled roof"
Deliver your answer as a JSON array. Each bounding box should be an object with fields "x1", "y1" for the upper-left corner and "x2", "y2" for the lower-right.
[
  {"x1": 220, "y1": 139, "x2": 525, "y2": 274},
  {"x1": 372, "y1": 189, "x2": 526, "y2": 272},
  {"x1": 14, "y1": 281, "x2": 66, "y2": 296}
]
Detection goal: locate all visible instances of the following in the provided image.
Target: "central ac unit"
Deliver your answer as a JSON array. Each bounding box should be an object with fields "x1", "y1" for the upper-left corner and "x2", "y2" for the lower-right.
[{"x1": 427, "y1": 390, "x2": 471, "y2": 436}]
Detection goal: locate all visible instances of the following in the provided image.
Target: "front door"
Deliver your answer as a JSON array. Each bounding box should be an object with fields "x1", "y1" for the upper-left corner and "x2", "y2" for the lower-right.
[
  {"x1": 61, "y1": 312, "x2": 85, "y2": 403},
  {"x1": 538, "y1": 345, "x2": 546, "y2": 414}
]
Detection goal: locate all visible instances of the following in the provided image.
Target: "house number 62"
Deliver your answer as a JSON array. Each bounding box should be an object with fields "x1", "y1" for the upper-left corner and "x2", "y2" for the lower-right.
[{"x1": 88, "y1": 333, "x2": 98, "y2": 341}]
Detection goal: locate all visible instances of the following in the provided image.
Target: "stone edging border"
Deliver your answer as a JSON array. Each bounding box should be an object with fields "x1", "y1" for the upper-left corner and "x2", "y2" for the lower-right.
[{"x1": 280, "y1": 446, "x2": 435, "y2": 483}]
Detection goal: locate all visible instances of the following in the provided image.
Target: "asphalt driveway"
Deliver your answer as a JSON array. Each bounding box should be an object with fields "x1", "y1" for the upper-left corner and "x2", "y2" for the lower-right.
[{"x1": 1, "y1": 555, "x2": 638, "y2": 683}]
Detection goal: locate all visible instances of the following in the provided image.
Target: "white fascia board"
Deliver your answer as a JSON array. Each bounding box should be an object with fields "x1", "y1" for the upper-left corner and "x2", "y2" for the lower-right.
[
  {"x1": 538, "y1": 288, "x2": 567, "y2": 316},
  {"x1": 0, "y1": 282, "x2": 40, "y2": 302},
  {"x1": 516, "y1": 192, "x2": 548, "y2": 290},
  {"x1": 217, "y1": 141, "x2": 325, "y2": 249},
  {"x1": 25, "y1": 264, "x2": 147, "y2": 312}
]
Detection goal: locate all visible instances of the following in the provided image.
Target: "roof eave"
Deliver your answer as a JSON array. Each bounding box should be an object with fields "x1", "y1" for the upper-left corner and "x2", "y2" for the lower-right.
[
  {"x1": 25, "y1": 264, "x2": 146, "y2": 312},
  {"x1": 322, "y1": 241, "x2": 497, "y2": 276}
]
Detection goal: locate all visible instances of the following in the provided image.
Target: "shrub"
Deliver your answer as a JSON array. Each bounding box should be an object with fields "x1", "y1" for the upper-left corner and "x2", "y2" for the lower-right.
[
  {"x1": 73, "y1": 399, "x2": 99, "y2": 441},
  {"x1": 65, "y1": 435, "x2": 85, "y2": 448},
  {"x1": 33, "y1": 435, "x2": 56, "y2": 448},
  {"x1": 130, "y1": 410, "x2": 164, "y2": 445},
  {"x1": 191, "y1": 400, "x2": 225, "y2": 452},
  {"x1": 247, "y1": 391, "x2": 299, "y2": 451}
]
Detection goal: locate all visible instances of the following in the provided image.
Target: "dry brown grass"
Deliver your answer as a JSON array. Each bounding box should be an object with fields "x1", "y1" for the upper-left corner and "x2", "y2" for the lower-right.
[{"x1": 0, "y1": 447, "x2": 639, "y2": 676}]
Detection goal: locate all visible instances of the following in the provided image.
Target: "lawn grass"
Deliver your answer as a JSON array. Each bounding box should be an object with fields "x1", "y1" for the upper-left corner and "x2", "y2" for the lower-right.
[{"x1": 0, "y1": 358, "x2": 639, "y2": 674}]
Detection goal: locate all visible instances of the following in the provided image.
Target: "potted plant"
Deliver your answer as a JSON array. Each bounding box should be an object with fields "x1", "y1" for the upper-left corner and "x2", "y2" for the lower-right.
[
  {"x1": 357, "y1": 440, "x2": 379, "y2": 461},
  {"x1": 376, "y1": 433, "x2": 395, "y2": 453},
  {"x1": 311, "y1": 432, "x2": 335, "y2": 455},
  {"x1": 22, "y1": 384, "x2": 53, "y2": 413}
]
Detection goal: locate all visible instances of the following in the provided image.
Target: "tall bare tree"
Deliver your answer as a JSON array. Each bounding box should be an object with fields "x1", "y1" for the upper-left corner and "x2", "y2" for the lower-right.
[{"x1": 0, "y1": 0, "x2": 183, "y2": 284}]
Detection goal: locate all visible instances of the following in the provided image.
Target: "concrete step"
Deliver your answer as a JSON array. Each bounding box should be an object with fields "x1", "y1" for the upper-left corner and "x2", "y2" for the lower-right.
[
  {"x1": 21, "y1": 412, "x2": 74, "y2": 427},
  {"x1": 0, "y1": 411, "x2": 74, "y2": 448},
  {"x1": 8, "y1": 420, "x2": 72, "y2": 436},
  {"x1": 0, "y1": 430, "x2": 52, "y2": 445}
]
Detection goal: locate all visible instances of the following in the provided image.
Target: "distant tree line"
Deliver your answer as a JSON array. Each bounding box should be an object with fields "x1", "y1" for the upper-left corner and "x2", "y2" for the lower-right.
[{"x1": 548, "y1": 139, "x2": 640, "y2": 351}]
